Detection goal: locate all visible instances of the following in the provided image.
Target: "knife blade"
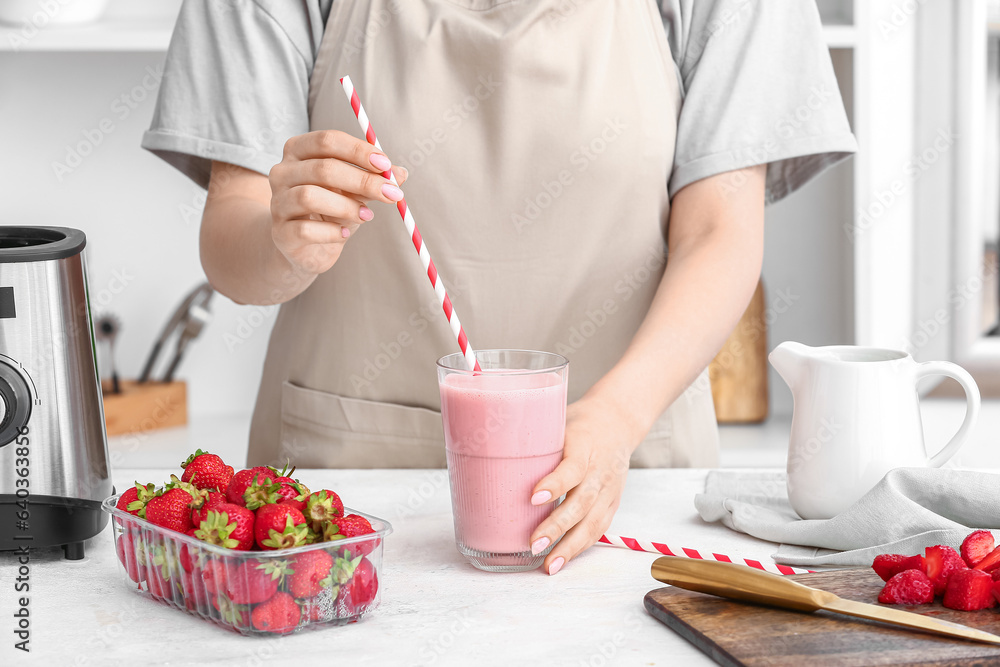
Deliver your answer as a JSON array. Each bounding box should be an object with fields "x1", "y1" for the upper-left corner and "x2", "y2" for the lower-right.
[{"x1": 650, "y1": 556, "x2": 1000, "y2": 646}]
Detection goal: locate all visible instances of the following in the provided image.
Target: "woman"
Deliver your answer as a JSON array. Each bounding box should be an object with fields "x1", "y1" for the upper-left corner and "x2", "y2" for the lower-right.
[{"x1": 143, "y1": 0, "x2": 855, "y2": 574}]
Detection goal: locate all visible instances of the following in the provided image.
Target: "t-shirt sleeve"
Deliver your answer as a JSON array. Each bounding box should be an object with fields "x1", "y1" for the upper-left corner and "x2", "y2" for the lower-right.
[
  {"x1": 141, "y1": 0, "x2": 322, "y2": 189},
  {"x1": 666, "y1": 0, "x2": 857, "y2": 203}
]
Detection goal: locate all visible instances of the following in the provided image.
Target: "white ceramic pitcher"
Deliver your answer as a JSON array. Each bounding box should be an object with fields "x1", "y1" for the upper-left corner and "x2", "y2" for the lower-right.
[{"x1": 769, "y1": 342, "x2": 981, "y2": 520}]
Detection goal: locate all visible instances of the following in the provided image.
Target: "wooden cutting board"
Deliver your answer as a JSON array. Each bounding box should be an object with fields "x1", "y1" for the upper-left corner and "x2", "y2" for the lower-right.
[{"x1": 644, "y1": 568, "x2": 1000, "y2": 666}]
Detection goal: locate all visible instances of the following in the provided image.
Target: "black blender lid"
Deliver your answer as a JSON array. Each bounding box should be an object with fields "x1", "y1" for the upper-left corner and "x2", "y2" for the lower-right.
[{"x1": 0, "y1": 226, "x2": 86, "y2": 263}]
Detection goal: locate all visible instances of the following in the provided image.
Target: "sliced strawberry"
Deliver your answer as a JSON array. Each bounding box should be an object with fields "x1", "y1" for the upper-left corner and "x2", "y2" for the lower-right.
[
  {"x1": 961, "y1": 530, "x2": 995, "y2": 568},
  {"x1": 923, "y1": 545, "x2": 968, "y2": 596},
  {"x1": 878, "y1": 569, "x2": 935, "y2": 605},
  {"x1": 974, "y1": 544, "x2": 1000, "y2": 572},
  {"x1": 943, "y1": 569, "x2": 996, "y2": 610},
  {"x1": 872, "y1": 554, "x2": 925, "y2": 582}
]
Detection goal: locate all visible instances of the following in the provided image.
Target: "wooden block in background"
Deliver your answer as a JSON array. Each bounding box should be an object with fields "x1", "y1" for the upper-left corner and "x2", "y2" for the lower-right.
[
  {"x1": 709, "y1": 280, "x2": 769, "y2": 423},
  {"x1": 102, "y1": 380, "x2": 187, "y2": 436}
]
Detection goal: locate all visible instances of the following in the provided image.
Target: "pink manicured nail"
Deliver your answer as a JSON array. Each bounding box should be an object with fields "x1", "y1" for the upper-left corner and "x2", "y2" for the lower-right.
[
  {"x1": 381, "y1": 184, "x2": 404, "y2": 201},
  {"x1": 531, "y1": 537, "x2": 550, "y2": 555},
  {"x1": 548, "y1": 557, "x2": 565, "y2": 576},
  {"x1": 370, "y1": 153, "x2": 391, "y2": 171},
  {"x1": 341, "y1": 227, "x2": 351, "y2": 239},
  {"x1": 530, "y1": 490, "x2": 552, "y2": 506},
  {"x1": 359, "y1": 206, "x2": 374, "y2": 221}
]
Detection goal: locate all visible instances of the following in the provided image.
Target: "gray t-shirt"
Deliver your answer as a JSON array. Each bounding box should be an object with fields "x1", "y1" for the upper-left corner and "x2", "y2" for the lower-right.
[{"x1": 142, "y1": 0, "x2": 856, "y2": 204}]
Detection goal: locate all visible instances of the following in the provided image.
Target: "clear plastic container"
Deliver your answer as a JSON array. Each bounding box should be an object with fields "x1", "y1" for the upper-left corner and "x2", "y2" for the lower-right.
[{"x1": 102, "y1": 494, "x2": 392, "y2": 636}]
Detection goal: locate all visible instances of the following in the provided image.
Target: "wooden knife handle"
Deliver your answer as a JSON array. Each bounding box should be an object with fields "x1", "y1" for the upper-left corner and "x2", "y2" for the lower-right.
[{"x1": 650, "y1": 557, "x2": 832, "y2": 613}]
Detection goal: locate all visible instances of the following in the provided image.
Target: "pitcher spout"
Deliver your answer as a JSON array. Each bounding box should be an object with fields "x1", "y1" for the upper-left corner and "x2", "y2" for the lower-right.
[{"x1": 768, "y1": 341, "x2": 815, "y2": 390}]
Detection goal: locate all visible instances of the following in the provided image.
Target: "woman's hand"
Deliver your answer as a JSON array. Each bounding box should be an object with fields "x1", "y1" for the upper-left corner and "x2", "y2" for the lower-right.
[
  {"x1": 528, "y1": 395, "x2": 641, "y2": 575},
  {"x1": 267, "y1": 130, "x2": 408, "y2": 277}
]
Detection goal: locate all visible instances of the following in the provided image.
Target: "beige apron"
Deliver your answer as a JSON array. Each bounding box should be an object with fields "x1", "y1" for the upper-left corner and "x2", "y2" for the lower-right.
[{"x1": 247, "y1": 0, "x2": 720, "y2": 469}]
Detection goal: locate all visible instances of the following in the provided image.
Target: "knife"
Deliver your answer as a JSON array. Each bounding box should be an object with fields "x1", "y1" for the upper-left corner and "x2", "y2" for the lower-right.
[{"x1": 650, "y1": 556, "x2": 1000, "y2": 646}]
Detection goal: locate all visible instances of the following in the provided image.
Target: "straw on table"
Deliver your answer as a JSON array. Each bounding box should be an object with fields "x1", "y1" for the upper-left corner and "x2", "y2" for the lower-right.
[{"x1": 598, "y1": 534, "x2": 814, "y2": 575}]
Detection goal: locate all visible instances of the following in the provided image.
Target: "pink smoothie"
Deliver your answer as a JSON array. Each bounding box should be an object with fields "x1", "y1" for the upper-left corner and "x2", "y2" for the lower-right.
[{"x1": 440, "y1": 371, "x2": 566, "y2": 556}]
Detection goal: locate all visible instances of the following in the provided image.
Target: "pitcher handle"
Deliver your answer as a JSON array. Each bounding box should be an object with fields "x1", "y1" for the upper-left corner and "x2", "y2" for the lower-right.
[{"x1": 915, "y1": 361, "x2": 981, "y2": 468}]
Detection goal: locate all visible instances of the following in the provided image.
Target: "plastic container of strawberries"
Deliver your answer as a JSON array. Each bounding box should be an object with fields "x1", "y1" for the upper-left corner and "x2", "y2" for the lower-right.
[{"x1": 102, "y1": 494, "x2": 392, "y2": 636}]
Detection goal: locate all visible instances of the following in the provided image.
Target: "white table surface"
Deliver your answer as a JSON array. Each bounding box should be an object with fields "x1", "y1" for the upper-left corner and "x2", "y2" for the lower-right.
[{"x1": 0, "y1": 467, "x2": 791, "y2": 667}]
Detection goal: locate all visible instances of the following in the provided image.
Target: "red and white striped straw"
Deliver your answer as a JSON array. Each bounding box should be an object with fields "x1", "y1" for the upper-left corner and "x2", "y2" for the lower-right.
[
  {"x1": 340, "y1": 75, "x2": 481, "y2": 373},
  {"x1": 597, "y1": 534, "x2": 814, "y2": 575}
]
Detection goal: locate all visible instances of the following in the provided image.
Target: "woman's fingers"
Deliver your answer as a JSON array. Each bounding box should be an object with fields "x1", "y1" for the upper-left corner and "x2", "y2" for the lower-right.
[
  {"x1": 274, "y1": 185, "x2": 374, "y2": 224},
  {"x1": 530, "y1": 470, "x2": 600, "y2": 550},
  {"x1": 531, "y1": 451, "x2": 588, "y2": 507},
  {"x1": 273, "y1": 159, "x2": 405, "y2": 205},
  {"x1": 542, "y1": 494, "x2": 616, "y2": 575},
  {"x1": 276, "y1": 218, "x2": 349, "y2": 246},
  {"x1": 282, "y1": 130, "x2": 391, "y2": 172}
]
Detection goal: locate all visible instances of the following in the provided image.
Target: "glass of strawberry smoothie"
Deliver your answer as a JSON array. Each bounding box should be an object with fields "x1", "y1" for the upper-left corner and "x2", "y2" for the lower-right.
[{"x1": 437, "y1": 349, "x2": 568, "y2": 572}]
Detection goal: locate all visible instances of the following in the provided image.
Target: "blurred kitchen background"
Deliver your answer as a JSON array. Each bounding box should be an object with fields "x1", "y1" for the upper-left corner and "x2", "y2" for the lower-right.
[{"x1": 1, "y1": 0, "x2": 997, "y2": 467}]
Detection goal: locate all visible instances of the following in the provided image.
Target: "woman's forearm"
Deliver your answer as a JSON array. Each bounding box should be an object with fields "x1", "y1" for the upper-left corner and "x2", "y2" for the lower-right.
[
  {"x1": 586, "y1": 166, "x2": 767, "y2": 443},
  {"x1": 201, "y1": 161, "x2": 318, "y2": 306}
]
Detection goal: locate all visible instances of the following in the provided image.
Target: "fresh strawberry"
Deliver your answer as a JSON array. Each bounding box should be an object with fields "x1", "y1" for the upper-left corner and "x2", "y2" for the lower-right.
[
  {"x1": 179, "y1": 529, "x2": 204, "y2": 573},
  {"x1": 877, "y1": 569, "x2": 934, "y2": 605},
  {"x1": 181, "y1": 449, "x2": 235, "y2": 492},
  {"x1": 301, "y1": 588, "x2": 337, "y2": 622},
  {"x1": 961, "y1": 530, "x2": 995, "y2": 568},
  {"x1": 872, "y1": 554, "x2": 925, "y2": 582},
  {"x1": 227, "y1": 467, "x2": 277, "y2": 507},
  {"x1": 923, "y1": 545, "x2": 968, "y2": 595},
  {"x1": 145, "y1": 476, "x2": 202, "y2": 534},
  {"x1": 200, "y1": 558, "x2": 232, "y2": 596},
  {"x1": 149, "y1": 543, "x2": 181, "y2": 589},
  {"x1": 337, "y1": 556, "x2": 379, "y2": 615},
  {"x1": 181, "y1": 571, "x2": 211, "y2": 612},
  {"x1": 974, "y1": 543, "x2": 1000, "y2": 572},
  {"x1": 324, "y1": 514, "x2": 378, "y2": 555},
  {"x1": 116, "y1": 532, "x2": 147, "y2": 584},
  {"x1": 194, "y1": 503, "x2": 255, "y2": 551},
  {"x1": 943, "y1": 569, "x2": 996, "y2": 610},
  {"x1": 190, "y1": 490, "x2": 226, "y2": 526},
  {"x1": 211, "y1": 593, "x2": 251, "y2": 627},
  {"x1": 225, "y1": 560, "x2": 291, "y2": 605},
  {"x1": 251, "y1": 591, "x2": 301, "y2": 634},
  {"x1": 146, "y1": 566, "x2": 171, "y2": 600},
  {"x1": 255, "y1": 503, "x2": 308, "y2": 550},
  {"x1": 288, "y1": 549, "x2": 335, "y2": 599},
  {"x1": 992, "y1": 569, "x2": 1000, "y2": 582},
  {"x1": 303, "y1": 490, "x2": 344, "y2": 532},
  {"x1": 274, "y1": 476, "x2": 311, "y2": 512},
  {"x1": 116, "y1": 482, "x2": 157, "y2": 518}
]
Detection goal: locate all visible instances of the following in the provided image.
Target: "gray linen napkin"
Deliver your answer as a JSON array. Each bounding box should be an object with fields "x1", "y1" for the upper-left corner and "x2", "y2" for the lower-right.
[{"x1": 694, "y1": 468, "x2": 1000, "y2": 568}]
